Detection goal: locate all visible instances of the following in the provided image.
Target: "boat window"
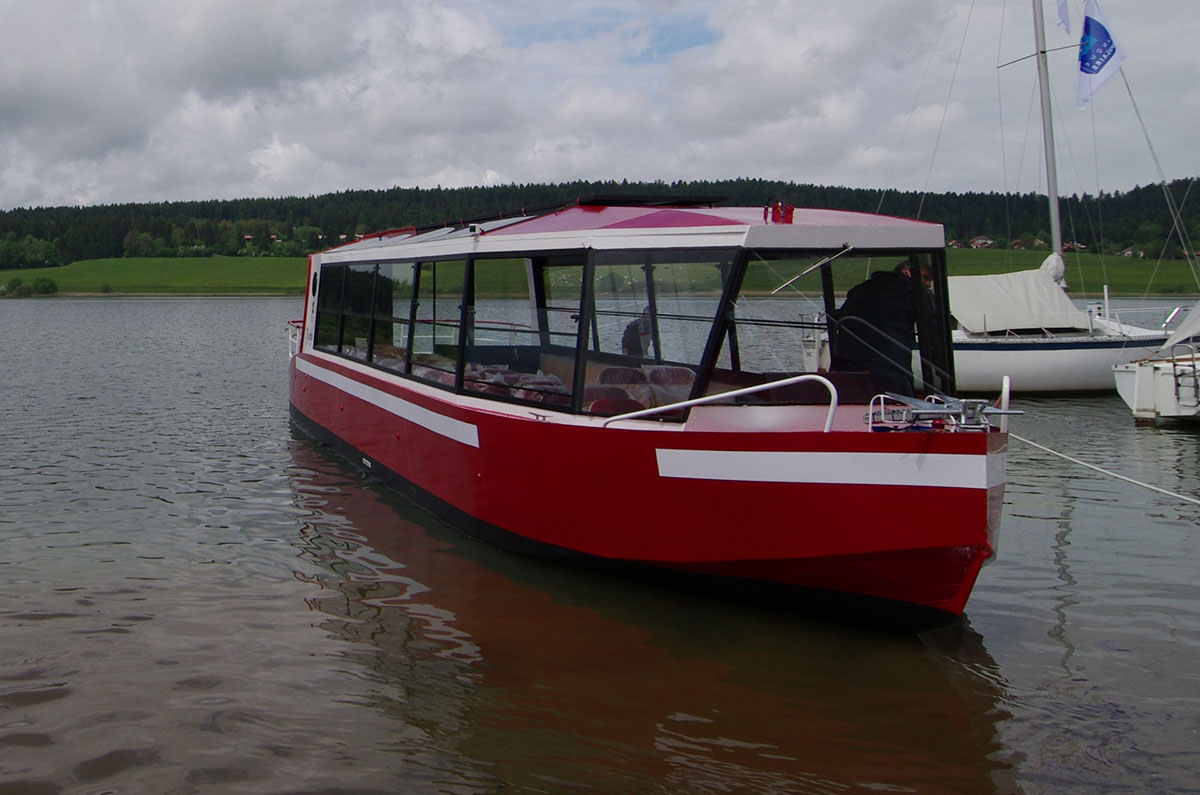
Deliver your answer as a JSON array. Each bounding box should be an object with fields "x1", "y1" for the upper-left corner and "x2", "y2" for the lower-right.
[
  {"x1": 338, "y1": 264, "x2": 378, "y2": 361},
  {"x1": 537, "y1": 256, "x2": 586, "y2": 403},
  {"x1": 704, "y1": 251, "x2": 947, "y2": 403},
  {"x1": 540, "y1": 258, "x2": 585, "y2": 357},
  {"x1": 370, "y1": 262, "x2": 417, "y2": 374},
  {"x1": 313, "y1": 264, "x2": 346, "y2": 353},
  {"x1": 710, "y1": 252, "x2": 834, "y2": 389},
  {"x1": 582, "y1": 249, "x2": 732, "y2": 416},
  {"x1": 462, "y1": 257, "x2": 573, "y2": 406},
  {"x1": 411, "y1": 260, "x2": 466, "y2": 387}
]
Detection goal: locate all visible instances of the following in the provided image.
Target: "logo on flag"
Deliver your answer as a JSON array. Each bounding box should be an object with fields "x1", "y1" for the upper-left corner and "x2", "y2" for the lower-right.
[
  {"x1": 1076, "y1": 0, "x2": 1125, "y2": 109},
  {"x1": 1079, "y1": 21, "x2": 1117, "y2": 75}
]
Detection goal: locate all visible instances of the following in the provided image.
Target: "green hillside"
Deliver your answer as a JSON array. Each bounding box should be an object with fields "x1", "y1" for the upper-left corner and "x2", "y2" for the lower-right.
[
  {"x1": 2, "y1": 178, "x2": 1198, "y2": 268},
  {"x1": 10, "y1": 256, "x2": 308, "y2": 295}
]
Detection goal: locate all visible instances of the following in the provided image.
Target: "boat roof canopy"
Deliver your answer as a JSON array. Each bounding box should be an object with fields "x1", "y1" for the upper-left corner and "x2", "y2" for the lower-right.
[{"x1": 318, "y1": 200, "x2": 945, "y2": 263}]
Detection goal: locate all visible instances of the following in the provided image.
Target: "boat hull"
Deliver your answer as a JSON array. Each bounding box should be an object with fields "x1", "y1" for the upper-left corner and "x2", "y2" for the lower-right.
[
  {"x1": 290, "y1": 353, "x2": 1007, "y2": 621},
  {"x1": 953, "y1": 335, "x2": 1166, "y2": 392},
  {"x1": 1113, "y1": 355, "x2": 1200, "y2": 421}
]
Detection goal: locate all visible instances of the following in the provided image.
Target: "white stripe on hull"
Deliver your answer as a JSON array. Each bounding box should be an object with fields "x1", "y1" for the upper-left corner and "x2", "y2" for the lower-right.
[
  {"x1": 656, "y1": 449, "x2": 1004, "y2": 490},
  {"x1": 296, "y1": 357, "x2": 480, "y2": 448}
]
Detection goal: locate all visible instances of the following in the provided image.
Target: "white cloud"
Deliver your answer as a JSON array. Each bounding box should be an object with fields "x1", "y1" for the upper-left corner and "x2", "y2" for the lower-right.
[{"x1": 0, "y1": 0, "x2": 1194, "y2": 212}]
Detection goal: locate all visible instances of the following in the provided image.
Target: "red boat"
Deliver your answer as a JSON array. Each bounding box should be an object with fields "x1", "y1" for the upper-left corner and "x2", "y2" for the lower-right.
[{"x1": 288, "y1": 197, "x2": 1012, "y2": 626}]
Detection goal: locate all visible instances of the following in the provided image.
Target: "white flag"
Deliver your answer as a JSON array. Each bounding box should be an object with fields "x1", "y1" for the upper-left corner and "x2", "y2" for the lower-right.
[
  {"x1": 1056, "y1": 0, "x2": 1071, "y2": 34},
  {"x1": 1077, "y1": 0, "x2": 1125, "y2": 109}
]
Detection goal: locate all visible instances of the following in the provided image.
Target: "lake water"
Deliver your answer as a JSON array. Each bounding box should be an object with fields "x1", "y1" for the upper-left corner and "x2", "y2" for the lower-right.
[{"x1": 1, "y1": 297, "x2": 1197, "y2": 794}]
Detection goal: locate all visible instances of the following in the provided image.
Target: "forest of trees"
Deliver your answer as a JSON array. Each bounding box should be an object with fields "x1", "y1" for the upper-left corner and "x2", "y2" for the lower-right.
[{"x1": 0, "y1": 177, "x2": 1196, "y2": 270}]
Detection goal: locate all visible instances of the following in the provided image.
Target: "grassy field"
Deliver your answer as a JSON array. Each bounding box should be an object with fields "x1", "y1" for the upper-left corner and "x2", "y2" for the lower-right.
[
  {"x1": 4, "y1": 249, "x2": 1198, "y2": 297},
  {"x1": 8, "y1": 256, "x2": 308, "y2": 295},
  {"x1": 945, "y1": 248, "x2": 1200, "y2": 296}
]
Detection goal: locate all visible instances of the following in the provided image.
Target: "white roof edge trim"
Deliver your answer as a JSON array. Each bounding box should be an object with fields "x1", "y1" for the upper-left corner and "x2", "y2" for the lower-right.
[
  {"x1": 746, "y1": 224, "x2": 945, "y2": 250},
  {"x1": 316, "y1": 219, "x2": 946, "y2": 264}
]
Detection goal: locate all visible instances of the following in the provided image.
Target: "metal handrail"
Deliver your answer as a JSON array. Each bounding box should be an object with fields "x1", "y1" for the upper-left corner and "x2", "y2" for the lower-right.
[
  {"x1": 287, "y1": 319, "x2": 304, "y2": 358},
  {"x1": 601, "y1": 374, "x2": 839, "y2": 432}
]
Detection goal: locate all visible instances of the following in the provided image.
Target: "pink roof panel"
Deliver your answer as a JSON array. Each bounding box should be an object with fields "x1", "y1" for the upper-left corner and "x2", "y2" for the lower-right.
[
  {"x1": 486, "y1": 205, "x2": 754, "y2": 236},
  {"x1": 485, "y1": 204, "x2": 937, "y2": 237}
]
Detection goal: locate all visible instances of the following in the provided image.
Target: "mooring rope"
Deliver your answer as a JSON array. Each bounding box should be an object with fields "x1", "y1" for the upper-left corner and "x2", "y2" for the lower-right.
[{"x1": 1011, "y1": 432, "x2": 1200, "y2": 507}]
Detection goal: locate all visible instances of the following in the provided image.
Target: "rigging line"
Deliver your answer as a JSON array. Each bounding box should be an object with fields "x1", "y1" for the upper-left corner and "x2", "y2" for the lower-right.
[
  {"x1": 918, "y1": 0, "x2": 977, "y2": 220},
  {"x1": 995, "y1": 0, "x2": 1016, "y2": 263},
  {"x1": 1045, "y1": 73, "x2": 1105, "y2": 291},
  {"x1": 1011, "y1": 432, "x2": 1200, "y2": 507},
  {"x1": 996, "y1": 42, "x2": 1077, "y2": 69},
  {"x1": 1014, "y1": 78, "x2": 1039, "y2": 235},
  {"x1": 1166, "y1": 177, "x2": 1199, "y2": 265},
  {"x1": 1140, "y1": 178, "x2": 1196, "y2": 299},
  {"x1": 1088, "y1": 100, "x2": 1111, "y2": 292},
  {"x1": 1068, "y1": 100, "x2": 1109, "y2": 288},
  {"x1": 1119, "y1": 71, "x2": 1200, "y2": 290},
  {"x1": 875, "y1": 0, "x2": 956, "y2": 216}
]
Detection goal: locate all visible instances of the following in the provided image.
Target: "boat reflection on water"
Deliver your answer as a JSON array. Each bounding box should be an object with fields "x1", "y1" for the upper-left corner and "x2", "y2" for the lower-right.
[{"x1": 286, "y1": 437, "x2": 1018, "y2": 792}]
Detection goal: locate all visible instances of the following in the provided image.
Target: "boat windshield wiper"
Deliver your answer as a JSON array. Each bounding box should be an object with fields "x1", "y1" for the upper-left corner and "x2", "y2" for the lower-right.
[{"x1": 770, "y1": 245, "x2": 854, "y2": 295}]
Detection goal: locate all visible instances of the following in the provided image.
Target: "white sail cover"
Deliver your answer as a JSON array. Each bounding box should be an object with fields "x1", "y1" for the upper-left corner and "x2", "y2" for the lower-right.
[{"x1": 948, "y1": 264, "x2": 1091, "y2": 333}]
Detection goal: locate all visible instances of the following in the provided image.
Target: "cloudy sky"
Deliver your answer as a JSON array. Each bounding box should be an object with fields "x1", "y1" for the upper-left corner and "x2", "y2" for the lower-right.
[{"x1": 0, "y1": 0, "x2": 1195, "y2": 212}]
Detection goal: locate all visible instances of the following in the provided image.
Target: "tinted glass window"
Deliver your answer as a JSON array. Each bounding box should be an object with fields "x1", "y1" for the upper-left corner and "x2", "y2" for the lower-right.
[
  {"x1": 460, "y1": 256, "x2": 581, "y2": 407},
  {"x1": 581, "y1": 249, "x2": 732, "y2": 416},
  {"x1": 313, "y1": 264, "x2": 346, "y2": 352},
  {"x1": 338, "y1": 264, "x2": 377, "y2": 361},
  {"x1": 372, "y1": 262, "x2": 416, "y2": 374},
  {"x1": 411, "y1": 260, "x2": 466, "y2": 387}
]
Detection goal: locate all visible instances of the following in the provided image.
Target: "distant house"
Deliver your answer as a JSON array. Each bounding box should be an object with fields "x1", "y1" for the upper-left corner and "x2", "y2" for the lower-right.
[
  {"x1": 1118, "y1": 246, "x2": 1145, "y2": 258},
  {"x1": 1011, "y1": 239, "x2": 1026, "y2": 250},
  {"x1": 947, "y1": 239, "x2": 962, "y2": 248},
  {"x1": 1030, "y1": 238, "x2": 1048, "y2": 250},
  {"x1": 1062, "y1": 241, "x2": 1087, "y2": 252},
  {"x1": 969, "y1": 236, "x2": 995, "y2": 249}
]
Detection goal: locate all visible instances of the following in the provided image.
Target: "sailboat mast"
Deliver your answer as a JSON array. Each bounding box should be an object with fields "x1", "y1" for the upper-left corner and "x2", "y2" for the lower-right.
[{"x1": 1031, "y1": 0, "x2": 1064, "y2": 255}]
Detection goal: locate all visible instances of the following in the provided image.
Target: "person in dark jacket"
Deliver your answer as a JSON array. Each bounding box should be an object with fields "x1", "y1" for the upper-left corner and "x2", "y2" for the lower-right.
[
  {"x1": 622, "y1": 306, "x2": 653, "y2": 357},
  {"x1": 830, "y1": 261, "x2": 931, "y2": 396}
]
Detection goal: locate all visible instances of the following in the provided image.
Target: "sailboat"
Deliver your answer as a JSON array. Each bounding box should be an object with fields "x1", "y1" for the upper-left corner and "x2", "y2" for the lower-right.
[
  {"x1": 948, "y1": 0, "x2": 1170, "y2": 393},
  {"x1": 950, "y1": 255, "x2": 1170, "y2": 392}
]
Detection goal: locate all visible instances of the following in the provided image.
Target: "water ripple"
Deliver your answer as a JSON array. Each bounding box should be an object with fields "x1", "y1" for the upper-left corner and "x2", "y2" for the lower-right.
[{"x1": 1, "y1": 300, "x2": 1198, "y2": 792}]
